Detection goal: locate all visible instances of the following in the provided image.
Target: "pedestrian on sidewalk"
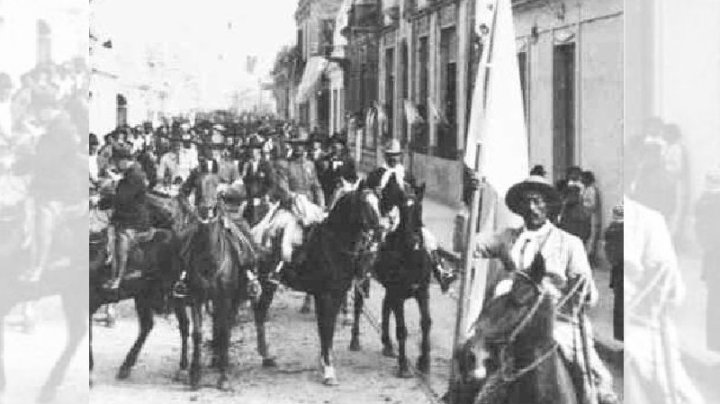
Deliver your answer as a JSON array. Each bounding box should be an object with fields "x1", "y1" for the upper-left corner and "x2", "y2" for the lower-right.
[
  {"x1": 604, "y1": 204, "x2": 623, "y2": 341},
  {"x1": 694, "y1": 168, "x2": 720, "y2": 353}
]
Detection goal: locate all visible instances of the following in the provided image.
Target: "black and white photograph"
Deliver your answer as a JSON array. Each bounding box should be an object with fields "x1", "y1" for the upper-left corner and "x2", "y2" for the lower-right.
[{"x1": 0, "y1": 0, "x2": 718, "y2": 403}]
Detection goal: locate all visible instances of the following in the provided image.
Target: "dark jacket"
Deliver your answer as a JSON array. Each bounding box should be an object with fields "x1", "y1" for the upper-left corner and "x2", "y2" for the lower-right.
[
  {"x1": 242, "y1": 159, "x2": 274, "y2": 200},
  {"x1": 112, "y1": 165, "x2": 149, "y2": 229},
  {"x1": 604, "y1": 221, "x2": 623, "y2": 289}
]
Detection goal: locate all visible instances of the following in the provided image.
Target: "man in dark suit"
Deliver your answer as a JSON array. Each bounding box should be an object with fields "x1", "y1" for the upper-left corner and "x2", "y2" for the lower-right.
[{"x1": 241, "y1": 138, "x2": 274, "y2": 226}]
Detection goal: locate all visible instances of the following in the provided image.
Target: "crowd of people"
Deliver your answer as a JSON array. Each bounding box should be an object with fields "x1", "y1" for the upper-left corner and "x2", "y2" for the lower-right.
[
  {"x1": 0, "y1": 59, "x2": 88, "y2": 327},
  {"x1": 88, "y1": 119, "x2": 457, "y2": 294}
]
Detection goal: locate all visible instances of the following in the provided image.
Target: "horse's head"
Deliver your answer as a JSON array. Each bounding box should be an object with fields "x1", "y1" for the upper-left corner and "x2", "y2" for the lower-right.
[
  {"x1": 196, "y1": 168, "x2": 222, "y2": 222},
  {"x1": 460, "y1": 257, "x2": 556, "y2": 385}
]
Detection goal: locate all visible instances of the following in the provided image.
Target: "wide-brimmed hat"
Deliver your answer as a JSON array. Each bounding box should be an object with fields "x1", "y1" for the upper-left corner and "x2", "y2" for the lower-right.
[
  {"x1": 505, "y1": 175, "x2": 561, "y2": 215},
  {"x1": 384, "y1": 139, "x2": 402, "y2": 154}
]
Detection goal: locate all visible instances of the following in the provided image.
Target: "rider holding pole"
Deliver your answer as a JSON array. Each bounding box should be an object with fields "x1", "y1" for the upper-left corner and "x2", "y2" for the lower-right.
[{"x1": 471, "y1": 174, "x2": 617, "y2": 404}]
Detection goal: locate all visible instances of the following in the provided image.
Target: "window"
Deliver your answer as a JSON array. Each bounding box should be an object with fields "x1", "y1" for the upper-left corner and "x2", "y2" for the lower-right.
[
  {"x1": 116, "y1": 94, "x2": 127, "y2": 127},
  {"x1": 332, "y1": 89, "x2": 338, "y2": 134},
  {"x1": 37, "y1": 20, "x2": 52, "y2": 65},
  {"x1": 437, "y1": 27, "x2": 457, "y2": 159},
  {"x1": 552, "y1": 43, "x2": 576, "y2": 182},
  {"x1": 297, "y1": 29, "x2": 304, "y2": 60},
  {"x1": 320, "y1": 19, "x2": 335, "y2": 57},
  {"x1": 415, "y1": 35, "x2": 429, "y2": 153},
  {"x1": 385, "y1": 47, "x2": 395, "y2": 142}
]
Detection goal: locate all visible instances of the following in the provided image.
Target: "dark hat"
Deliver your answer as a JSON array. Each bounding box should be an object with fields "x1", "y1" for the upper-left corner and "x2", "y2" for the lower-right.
[
  {"x1": 530, "y1": 165, "x2": 547, "y2": 177},
  {"x1": 89, "y1": 133, "x2": 99, "y2": 146},
  {"x1": 505, "y1": 175, "x2": 561, "y2": 216},
  {"x1": 113, "y1": 147, "x2": 133, "y2": 161}
]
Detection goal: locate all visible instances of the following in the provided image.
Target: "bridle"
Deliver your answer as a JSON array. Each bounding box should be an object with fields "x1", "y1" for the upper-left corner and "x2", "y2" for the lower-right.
[{"x1": 478, "y1": 270, "x2": 590, "y2": 387}]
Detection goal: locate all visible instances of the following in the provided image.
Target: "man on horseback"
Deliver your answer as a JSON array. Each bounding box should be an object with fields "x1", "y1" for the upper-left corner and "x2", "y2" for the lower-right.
[
  {"x1": 472, "y1": 174, "x2": 618, "y2": 404},
  {"x1": 105, "y1": 149, "x2": 150, "y2": 291},
  {"x1": 283, "y1": 138, "x2": 325, "y2": 226},
  {"x1": 370, "y1": 139, "x2": 455, "y2": 292},
  {"x1": 241, "y1": 137, "x2": 274, "y2": 226},
  {"x1": 174, "y1": 146, "x2": 259, "y2": 297}
]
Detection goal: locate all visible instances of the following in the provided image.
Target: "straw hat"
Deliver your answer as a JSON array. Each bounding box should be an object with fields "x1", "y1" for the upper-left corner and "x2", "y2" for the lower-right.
[
  {"x1": 505, "y1": 175, "x2": 561, "y2": 215},
  {"x1": 384, "y1": 139, "x2": 402, "y2": 155}
]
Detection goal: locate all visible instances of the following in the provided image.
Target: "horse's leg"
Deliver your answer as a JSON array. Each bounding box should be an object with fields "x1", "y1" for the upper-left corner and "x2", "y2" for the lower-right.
[
  {"x1": 349, "y1": 285, "x2": 363, "y2": 351},
  {"x1": 37, "y1": 293, "x2": 88, "y2": 403},
  {"x1": 341, "y1": 290, "x2": 352, "y2": 326},
  {"x1": 300, "y1": 293, "x2": 312, "y2": 314},
  {"x1": 174, "y1": 300, "x2": 190, "y2": 374},
  {"x1": 89, "y1": 299, "x2": 102, "y2": 388},
  {"x1": 315, "y1": 292, "x2": 341, "y2": 386},
  {"x1": 392, "y1": 298, "x2": 411, "y2": 378},
  {"x1": 381, "y1": 293, "x2": 395, "y2": 357},
  {"x1": 415, "y1": 288, "x2": 432, "y2": 374},
  {"x1": 253, "y1": 280, "x2": 277, "y2": 367},
  {"x1": 117, "y1": 297, "x2": 154, "y2": 380},
  {"x1": 189, "y1": 301, "x2": 203, "y2": 390},
  {"x1": 213, "y1": 295, "x2": 232, "y2": 391}
]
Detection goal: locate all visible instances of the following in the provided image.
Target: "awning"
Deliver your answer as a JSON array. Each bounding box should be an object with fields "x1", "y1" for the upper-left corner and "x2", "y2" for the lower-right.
[{"x1": 295, "y1": 56, "x2": 329, "y2": 104}]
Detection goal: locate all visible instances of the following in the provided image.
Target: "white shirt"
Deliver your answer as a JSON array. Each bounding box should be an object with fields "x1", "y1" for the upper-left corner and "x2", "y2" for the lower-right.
[
  {"x1": 380, "y1": 163, "x2": 405, "y2": 189},
  {"x1": 510, "y1": 221, "x2": 553, "y2": 272},
  {"x1": 89, "y1": 154, "x2": 99, "y2": 182}
]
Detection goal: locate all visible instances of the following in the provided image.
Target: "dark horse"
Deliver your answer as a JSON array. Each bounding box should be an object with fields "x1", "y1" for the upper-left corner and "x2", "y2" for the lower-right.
[
  {"x1": 179, "y1": 173, "x2": 272, "y2": 391},
  {"x1": 89, "y1": 192, "x2": 190, "y2": 385},
  {"x1": 281, "y1": 188, "x2": 383, "y2": 385},
  {"x1": 0, "y1": 203, "x2": 87, "y2": 403},
  {"x1": 349, "y1": 174, "x2": 434, "y2": 378},
  {"x1": 451, "y1": 257, "x2": 579, "y2": 404}
]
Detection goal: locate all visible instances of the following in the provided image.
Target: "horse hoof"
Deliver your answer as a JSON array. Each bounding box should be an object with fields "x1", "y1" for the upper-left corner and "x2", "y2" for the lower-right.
[
  {"x1": 349, "y1": 340, "x2": 361, "y2": 351},
  {"x1": 397, "y1": 367, "x2": 413, "y2": 379},
  {"x1": 116, "y1": 366, "x2": 131, "y2": 380},
  {"x1": 382, "y1": 346, "x2": 396, "y2": 357},
  {"x1": 262, "y1": 357, "x2": 278, "y2": 368},
  {"x1": 323, "y1": 376, "x2": 339, "y2": 386}
]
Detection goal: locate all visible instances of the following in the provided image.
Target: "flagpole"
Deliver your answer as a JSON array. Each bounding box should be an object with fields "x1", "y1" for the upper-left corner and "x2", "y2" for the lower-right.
[{"x1": 448, "y1": 1, "x2": 499, "y2": 401}]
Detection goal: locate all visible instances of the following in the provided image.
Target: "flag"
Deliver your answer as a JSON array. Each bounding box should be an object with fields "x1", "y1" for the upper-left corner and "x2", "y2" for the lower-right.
[
  {"x1": 404, "y1": 100, "x2": 424, "y2": 125},
  {"x1": 460, "y1": 0, "x2": 529, "y2": 339},
  {"x1": 428, "y1": 98, "x2": 448, "y2": 125}
]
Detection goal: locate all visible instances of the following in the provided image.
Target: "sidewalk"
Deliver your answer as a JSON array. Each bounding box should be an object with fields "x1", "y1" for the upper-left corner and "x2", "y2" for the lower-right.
[{"x1": 422, "y1": 197, "x2": 623, "y2": 361}]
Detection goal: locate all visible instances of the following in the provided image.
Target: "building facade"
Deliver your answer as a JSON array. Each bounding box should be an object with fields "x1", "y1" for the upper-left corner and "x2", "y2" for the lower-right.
[
  {"x1": 375, "y1": 0, "x2": 474, "y2": 205},
  {"x1": 294, "y1": 0, "x2": 344, "y2": 135},
  {"x1": 514, "y1": 0, "x2": 623, "y2": 227}
]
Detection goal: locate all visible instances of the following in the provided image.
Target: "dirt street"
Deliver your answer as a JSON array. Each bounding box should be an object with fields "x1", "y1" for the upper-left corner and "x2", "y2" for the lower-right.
[{"x1": 89, "y1": 280, "x2": 622, "y2": 403}]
